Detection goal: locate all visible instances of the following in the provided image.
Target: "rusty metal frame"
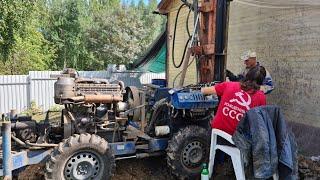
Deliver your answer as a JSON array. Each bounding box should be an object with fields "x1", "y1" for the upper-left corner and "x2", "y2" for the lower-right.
[{"x1": 198, "y1": 0, "x2": 217, "y2": 83}]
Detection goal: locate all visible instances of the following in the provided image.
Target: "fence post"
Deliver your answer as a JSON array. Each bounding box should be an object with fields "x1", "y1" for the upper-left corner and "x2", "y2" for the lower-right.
[
  {"x1": 27, "y1": 72, "x2": 32, "y2": 110},
  {"x1": 2, "y1": 115, "x2": 12, "y2": 179}
]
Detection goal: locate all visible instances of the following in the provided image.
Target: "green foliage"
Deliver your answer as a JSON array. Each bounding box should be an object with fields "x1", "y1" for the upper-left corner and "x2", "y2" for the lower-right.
[
  {"x1": 0, "y1": 0, "x2": 165, "y2": 74},
  {"x1": 0, "y1": 1, "x2": 56, "y2": 74},
  {"x1": 44, "y1": 0, "x2": 86, "y2": 69},
  {"x1": 85, "y1": 1, "x2": 165, "y2": 67},
  {"x1": 48, "y1": 105, "x2": 64, "y2": 112},
  {"x1": 0, "y1": 0, "x2": 35, "y2": 61},
  {"x1": 21, "y1": 101, "x2": 43, "y2": 116}
]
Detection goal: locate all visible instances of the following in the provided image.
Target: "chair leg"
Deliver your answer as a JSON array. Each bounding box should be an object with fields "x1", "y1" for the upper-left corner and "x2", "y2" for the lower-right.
[
  {"x1": 273, "y1": 172, "x2": 279, "y2": 180},
  {"x1": 230, "y1": 150, "x2": 246, "y2": 180},
  {"x1": 208, "y1": 132, "x2": 217, "y2": 178}
]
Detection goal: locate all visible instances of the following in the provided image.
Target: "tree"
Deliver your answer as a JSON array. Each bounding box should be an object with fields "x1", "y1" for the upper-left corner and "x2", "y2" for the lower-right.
[
  {"x1": 0, "y1": 0, "x2": 165, "y2": 73},
  {"x1": 0, "y1": 1, "x2": 35, "y2": 61},
  {"x1": 85, "y1": 0, "x2": 165, "y2": 68},
  {"x1": 0, "y1": 1, "x2": 56, "y2": 74},
  {"x1": 44, "y1": 0, "x2": 90, "y2": 70}
]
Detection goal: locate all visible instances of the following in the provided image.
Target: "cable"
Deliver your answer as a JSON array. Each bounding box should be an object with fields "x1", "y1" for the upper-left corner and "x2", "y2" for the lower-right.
[
  {"x1": 172, "y1": 3, "x2": 192, "y2": 68},
  {"x1": 172, "y1": 4, "x2": 187, "y2": 68},
  {"x1": 235, "y1": 0, "x2": 320, "y2": 9},
  {"x1": 243, "y1": 0, "x2": 320, "y2": 6},
  {"x1": 186, "y1": 8, "x2": 192, "y2": 38}
]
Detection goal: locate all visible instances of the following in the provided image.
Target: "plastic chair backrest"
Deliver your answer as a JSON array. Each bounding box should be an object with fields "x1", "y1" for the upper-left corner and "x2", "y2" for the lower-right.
[{"x1": 212, "y1": 129, "x2": 235, "y2": 145}]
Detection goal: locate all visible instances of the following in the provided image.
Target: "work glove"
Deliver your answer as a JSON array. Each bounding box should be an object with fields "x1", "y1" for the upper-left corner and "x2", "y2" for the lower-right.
[
  {"x1": 226, "y1": 69, "x2": 234, "y2": 77},
  {"x1": 226, "y1": 69, "x2": 239, "y2": 81}
]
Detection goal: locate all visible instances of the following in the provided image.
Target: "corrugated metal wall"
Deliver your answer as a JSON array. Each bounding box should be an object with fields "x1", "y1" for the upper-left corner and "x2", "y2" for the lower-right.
[
  {"x1": 0, "y1": 75, "x2": 29, "y2": 114},
  {"x1": 0, "y1": 71, "x2": 165, "y2": 113},
  {"x1": 139, "y1": 72, "x2": 166, "y2": 84},
  {"x1": 29, "y1": 71, "x2": 61, "y2": 113}
]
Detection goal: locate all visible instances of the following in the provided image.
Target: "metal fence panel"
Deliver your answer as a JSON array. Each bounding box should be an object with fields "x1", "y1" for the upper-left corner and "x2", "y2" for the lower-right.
[
  {"x1": 78, "y1": 71, "x2": 109, "y2": 79},
  {"x1": 29, "y1": 71, "x2": 61, "y2": 112},
  {"x1": 110, "y1": 72, "x2": 165, "y2": 87},
  {"x1": 139, "y1": 72, "x2": 165, "y2": 84},
  {"x1": 0, "y1": 75, "x2": 29, "y2": 114}
]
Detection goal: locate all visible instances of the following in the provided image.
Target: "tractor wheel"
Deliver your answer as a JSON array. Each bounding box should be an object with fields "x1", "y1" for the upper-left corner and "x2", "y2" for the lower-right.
[
  {"x1": 146, "y1": 98, "x2": 170, "y2": 136},
  {"x1": 45, "y1": 133, "x2": 115, "y2": 180},
  {"x1": 166, "y1": 125, "x2": 209, "y2": 179}
]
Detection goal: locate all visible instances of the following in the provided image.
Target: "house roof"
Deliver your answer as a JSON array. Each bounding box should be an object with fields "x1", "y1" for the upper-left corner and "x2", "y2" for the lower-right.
[{"x1": 157, "y1": 0, "x2": 173, "y2": 14}]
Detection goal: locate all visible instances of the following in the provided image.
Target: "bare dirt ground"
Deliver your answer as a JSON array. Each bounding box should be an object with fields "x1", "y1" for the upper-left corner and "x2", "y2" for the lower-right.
[
  {"x1": 15, "y1": 154, "x2": 320, "y2": 180},
  {"x1": 298, "y1": 155, "x2": 320, "y2": 179},
  {"x1": 16, "y1": 156, "x2": 175, "y2": 180},
  {"x1": 113, "y1": 157, "x2": 174, "y2": 180}
]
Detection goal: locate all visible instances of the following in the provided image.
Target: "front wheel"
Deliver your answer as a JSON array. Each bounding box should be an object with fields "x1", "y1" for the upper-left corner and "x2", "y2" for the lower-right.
[
  {"x1": 45, "y1": 133, "x2": 115, "y2": 180},
  {"x1": 166, "y1": 125, "x2": 210, "y2": 179}
]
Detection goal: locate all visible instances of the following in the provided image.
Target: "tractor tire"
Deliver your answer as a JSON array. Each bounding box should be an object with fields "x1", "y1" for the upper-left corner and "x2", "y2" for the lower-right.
[
  {"x1": 146, "y1": 98, "x2": 170, "y2": 136},
  {"x1": 45, "y1": 133, "x2": 115, "y2": 180},
  {"x1": 166, "y1": 125, "x2": 209, "y2": 179}
]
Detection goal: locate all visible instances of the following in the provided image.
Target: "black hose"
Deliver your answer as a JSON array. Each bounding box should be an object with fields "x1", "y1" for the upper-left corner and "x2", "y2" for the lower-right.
[
  {"x1": 146, "y1": 98, "x2": 169, "y2": 135},
  {"x1": 186, "y1": 8, "x2": 192, "y2": 38},
  {"x1": 172, "y1": 4, "x2": 192, "y2": 68}
]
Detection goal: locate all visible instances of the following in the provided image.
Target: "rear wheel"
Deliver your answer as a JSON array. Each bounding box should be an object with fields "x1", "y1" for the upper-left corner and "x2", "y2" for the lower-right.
[
  {"x1": 45, "y1": 133, "x2": 115, "y2": 180},
  {"x1": 166, "y1": 125, "x2": 209, "y2": 179}
]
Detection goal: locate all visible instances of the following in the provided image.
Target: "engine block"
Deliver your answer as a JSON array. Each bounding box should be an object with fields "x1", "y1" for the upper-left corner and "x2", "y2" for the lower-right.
[
  {"x1": 76, "y1": 83, "x2": 121, "y2": 95},
  {"x1": 54, "y1": 76, "x2": 123, "y2": 104}
]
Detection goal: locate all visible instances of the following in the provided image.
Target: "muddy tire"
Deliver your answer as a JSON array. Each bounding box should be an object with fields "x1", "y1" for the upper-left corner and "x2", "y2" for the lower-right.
[
  {"x1": 45, "y1": 133, "x2": 115, "y2": 180},
  {"x1": 146, "y1": 98, "x2": 170, "y2": 136},
  {"x1": 166, "y1": 125, "x2": 209, "y2": 179}
]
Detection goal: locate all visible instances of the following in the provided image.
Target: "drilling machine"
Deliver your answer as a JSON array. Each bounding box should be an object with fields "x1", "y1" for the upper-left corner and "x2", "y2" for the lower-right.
[{"x1": 0, "y1": 0, "x2": 231, "y2": 179}]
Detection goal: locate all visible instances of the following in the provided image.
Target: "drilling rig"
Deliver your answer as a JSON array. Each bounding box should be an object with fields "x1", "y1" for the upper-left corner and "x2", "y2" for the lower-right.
[{"x1": 0, "y1": 0, "x2": 232, "y2": 179}]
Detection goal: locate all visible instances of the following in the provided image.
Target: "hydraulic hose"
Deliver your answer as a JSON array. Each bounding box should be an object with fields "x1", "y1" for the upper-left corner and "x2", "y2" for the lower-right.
[{"x1": 172, "y1": 4, "x2": 192, "y2": 68}]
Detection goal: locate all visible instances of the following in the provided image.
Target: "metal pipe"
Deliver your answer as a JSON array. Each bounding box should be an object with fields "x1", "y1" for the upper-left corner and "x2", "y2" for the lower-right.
[
  {"x1": 11, "y1": 135, "x2": 43, "y2": 150},
  {"x1": 115, "y1": 152, "x2": 165, "y2": 160},
  {"x1": 68, "y1": 94, "x2": 123, "y2": 103},
  {"x1": 124, "y1": 104, "x2": 146, "y2": 116},
  {"x1": 136, "y1": 152, "x2": 164, "y2": 159},
  {"x1": 67, "y1": 96, "x2": 85, "y2": 102},
  {"x1": 140, "y1": 92, "x2": 146, "y2": 132},
  {"x1": 2, "y1": 121, "x2": 12, "y2": 178},
  {"x1": 25, "y1": 141, "x2": 58, "y2": 147},
  {"x1": 115, "y1": 155, "x2": 137, "y2": 160},
  {"x1": 9, "y1": 109, "x2": 17, "y2": 120},
  {"x1": 11, "y1": 135, "x2": 28, "y2": 147},
  {"x1": 178, "y1": 13, "x2": 200, "y2": 87},
  {"x1": 84, "y1": 94, "x2": 123, "y2": 103}
]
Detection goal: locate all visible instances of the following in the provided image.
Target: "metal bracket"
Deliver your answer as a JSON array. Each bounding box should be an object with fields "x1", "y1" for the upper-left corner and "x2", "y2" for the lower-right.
[{"x1": 191, "y1": 44, "x2": 215, "y2": 55}]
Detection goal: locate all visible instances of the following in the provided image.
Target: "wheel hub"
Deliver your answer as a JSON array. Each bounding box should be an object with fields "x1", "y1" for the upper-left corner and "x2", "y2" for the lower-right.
[
  {"x1": 182, "y1": 140, "x2": 204, "y2": 168},
  {"x1": 64, "y1": 152, "x2": 100, "y2": 180}
]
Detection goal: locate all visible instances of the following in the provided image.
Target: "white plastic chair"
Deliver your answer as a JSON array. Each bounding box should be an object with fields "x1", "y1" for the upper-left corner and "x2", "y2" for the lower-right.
[{"x1": 208, "y1": 128, "x2": 279, "y2": 180}]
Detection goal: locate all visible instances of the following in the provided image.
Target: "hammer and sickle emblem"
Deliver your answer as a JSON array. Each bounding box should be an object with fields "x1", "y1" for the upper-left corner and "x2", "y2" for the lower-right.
[{"x1": 230, "y1": 91, "x2": 252, "y2": 110}]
